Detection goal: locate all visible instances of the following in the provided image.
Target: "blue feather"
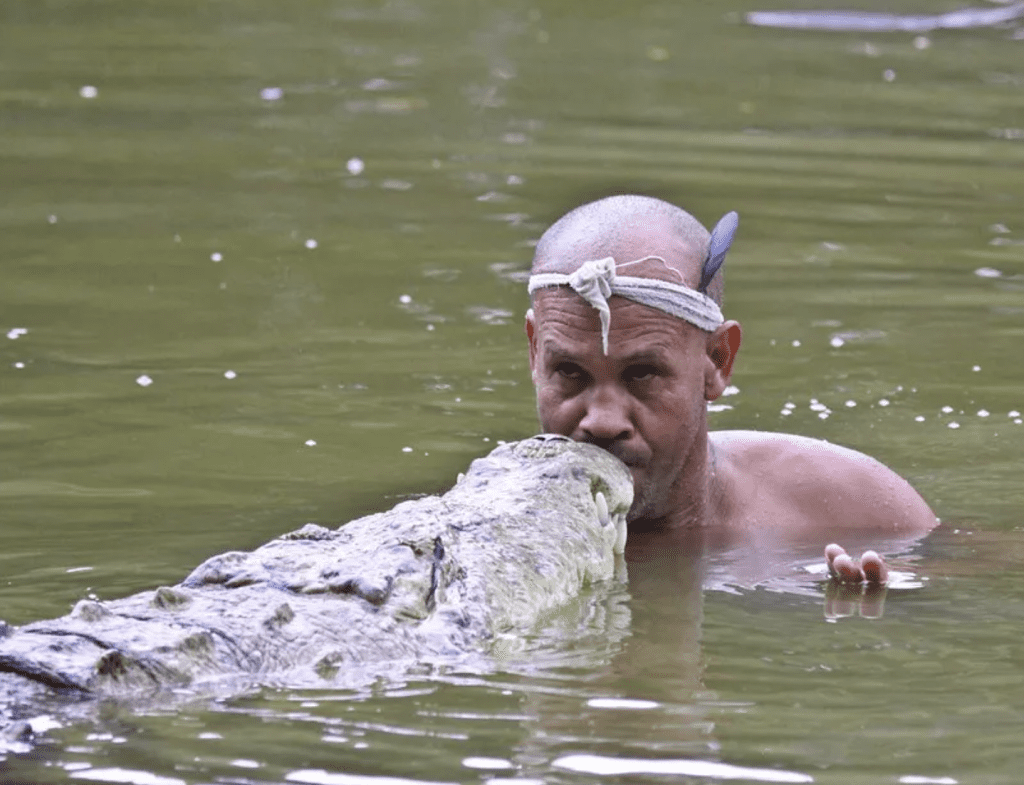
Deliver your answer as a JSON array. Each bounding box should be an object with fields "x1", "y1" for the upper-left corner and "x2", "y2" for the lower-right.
[{"x1": 699, "y1": 211, "x2": 739, "y2": 293}]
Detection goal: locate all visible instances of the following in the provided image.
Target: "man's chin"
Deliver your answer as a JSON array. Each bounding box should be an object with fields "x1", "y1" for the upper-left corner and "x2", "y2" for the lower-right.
[{"x1": 624, "y1": 468, "x2": 656, "y2": 523}]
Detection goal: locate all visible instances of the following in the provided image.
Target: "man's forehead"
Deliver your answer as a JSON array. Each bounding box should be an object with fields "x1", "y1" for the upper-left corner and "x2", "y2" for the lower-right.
[{"x1": 533, "y1": 290, "x2": 695, "y2": 352}]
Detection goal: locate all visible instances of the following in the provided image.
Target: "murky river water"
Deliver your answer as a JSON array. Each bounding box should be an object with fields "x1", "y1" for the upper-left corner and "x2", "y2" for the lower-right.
[{"x1": 3, "y1": 0, "x2": 1024, "y2": 782}]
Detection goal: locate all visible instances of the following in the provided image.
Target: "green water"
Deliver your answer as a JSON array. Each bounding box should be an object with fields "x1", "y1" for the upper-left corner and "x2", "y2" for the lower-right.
[{"x1": 2, "y1": 0, "x2": 1024, "y2": 782}]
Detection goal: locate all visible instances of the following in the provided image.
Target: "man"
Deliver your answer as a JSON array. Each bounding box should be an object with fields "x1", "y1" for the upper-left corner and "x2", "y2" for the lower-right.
[{"x1": 524, "y1": 195, "x2": 936, "y2": 585}]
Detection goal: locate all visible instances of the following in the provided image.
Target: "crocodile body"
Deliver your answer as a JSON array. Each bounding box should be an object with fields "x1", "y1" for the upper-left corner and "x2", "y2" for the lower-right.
[{"x1": 0, "y1": 436, "x2": 631, "y2": 736}]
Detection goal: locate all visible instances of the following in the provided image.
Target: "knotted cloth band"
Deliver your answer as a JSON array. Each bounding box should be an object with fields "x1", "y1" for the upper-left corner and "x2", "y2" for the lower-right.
[{"x1": 527, "y1": 211, "x2": 738, "y2": 354}]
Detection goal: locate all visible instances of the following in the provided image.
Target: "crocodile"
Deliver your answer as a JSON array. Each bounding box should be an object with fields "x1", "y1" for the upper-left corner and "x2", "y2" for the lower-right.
[{"x1": 0, "y1": 435, "x2": 631, "y2": 740}]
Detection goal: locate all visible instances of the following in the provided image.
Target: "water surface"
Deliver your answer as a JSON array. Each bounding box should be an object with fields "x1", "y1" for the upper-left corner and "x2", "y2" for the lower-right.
[{"x1": 2, "y1": 1, "x2": 1024, "y2": 782}]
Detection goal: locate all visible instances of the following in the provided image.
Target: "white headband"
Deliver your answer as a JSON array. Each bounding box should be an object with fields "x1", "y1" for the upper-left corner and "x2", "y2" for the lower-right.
[
  {"x1": 526, "y1": 210, "x2": 738, "y2": 355},
  {"x1": 528, "y1": 258, "x2": 724, "y2": 354}
]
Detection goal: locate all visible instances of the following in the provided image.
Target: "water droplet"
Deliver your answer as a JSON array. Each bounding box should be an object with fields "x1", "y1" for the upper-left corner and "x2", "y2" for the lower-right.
[
  {"x1": 305, "y1": 238, "x2": 318, "y2": 249},
  {"x1": 13, "y1": 362, "x2": 25, "y2": 369},
  {"x1": 883, "y1": 69, "x2": 896, "y2": 82},
  {"x1": 845, "y1": 400, "x2": 856, "y2": 408},
  {"x1": 47, "y1": 214, "x2": 58, "y2": 224},
  {"x1": 913, "y1": 36, "x2": 931, "y2": 49},
  {"x1": 915, "y1": 415, "x2": 925, "y2": 422},
  {"x1": 1009, "y1": 410, "x2": 1021, "y2": 418},
  {"x1": 878, "y1": 399, "x2": 890, "y2": 407},
  {"x1": 977, "y1": 409, "x2": 990, "y2": 417},
  {"x1": 305, "y1": 439, "x2": 317, "y2": 446},
  {"x1": 975, "y1": 267, "x2": 1002, "y2": 278},
  {"x1": 347, "y1": 157, "x2": 365, "y2": 176},
  {"x1": 972, "y1": 365, "x2": 981, "y2": 372},
  {"x1": 79, "y1": 85, "x2": 98, "y2": 99},
  {"x1": 791, "y1": 340, "x2": 801, "y2": 347},
  {"x1": 646, "y1": 45, "x2": 669, "y2": 62},
  {"x1": 224, "y1": 370, "x2": 237, "y2": 379},
  {"x1": 402, "y1": 446, "x2": 413, "y2": 453},
  {"x1": 830, "y1": 337, "x2": 845, "y2": 348},
  {"x1": 399, "y1": 294, "x2": 412, "y2": 304},
  {"x1": 948, "y1": 422, "x2": 960, "y2": 429},
  {"x1": 211, "y1": 252, "x2": 223, "y2": 262},
  {"x1": 463, "y1": 757, "x2": 514, "y2": 771},
  {"x1": 6, "y1": 327, "x2": 27, "y2": 340},
  {"x1": 260, "y1": 86, "x2": 284, "y2": 101},
  {"x1": 941, "y1": 406, "x2": 954, "y2": 414},
  {"x1": 136, "y1": 375, "x2": 153, "y2": 387}
]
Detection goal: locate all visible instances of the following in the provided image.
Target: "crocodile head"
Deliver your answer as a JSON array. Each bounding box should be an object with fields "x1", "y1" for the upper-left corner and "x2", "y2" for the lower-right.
[{"x1": 456, "y1": 434, "x2": 633, "y2": 556}]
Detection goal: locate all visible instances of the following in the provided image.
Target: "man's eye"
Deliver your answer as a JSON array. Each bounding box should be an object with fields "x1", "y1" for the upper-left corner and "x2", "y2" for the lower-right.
[
  {"x1": 554, "y1": 362, "x2": 584, "y2": 380},
  {"x1": 625, "y1": 365, "x2": 658, "y2": 382}
]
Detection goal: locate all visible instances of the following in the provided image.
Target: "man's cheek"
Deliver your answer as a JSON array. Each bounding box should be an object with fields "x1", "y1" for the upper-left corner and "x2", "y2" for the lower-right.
[{"x1": 536, "y1": 389, "x2": 573, "y2": 435}]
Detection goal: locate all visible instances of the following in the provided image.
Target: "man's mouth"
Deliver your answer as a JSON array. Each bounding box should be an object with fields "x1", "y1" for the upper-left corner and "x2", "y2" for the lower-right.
[
  {"x1": 571, "y1": 436, "x2": 646, "y2": 471},
  {"x1": 603, "y1": 447, "x2": 646, "y2": 471}
]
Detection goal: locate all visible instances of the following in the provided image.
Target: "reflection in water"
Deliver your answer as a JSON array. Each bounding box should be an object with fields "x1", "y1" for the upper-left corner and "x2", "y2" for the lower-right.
[
  {"x1": 747, "y1": 3, "x2": 1024, "y2": 33},
  {"x1": 552, "y1": 752, "x2": 813, "y2": 782},
  {"x1": 499, "y1": 533, "x2": 716, "y2": 777}
]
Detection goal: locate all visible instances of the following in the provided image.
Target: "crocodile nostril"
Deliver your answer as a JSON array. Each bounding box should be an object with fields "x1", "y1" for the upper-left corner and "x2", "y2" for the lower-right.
[{"x1": 532, "y1": 433, "x2": 572, "y2": 443}]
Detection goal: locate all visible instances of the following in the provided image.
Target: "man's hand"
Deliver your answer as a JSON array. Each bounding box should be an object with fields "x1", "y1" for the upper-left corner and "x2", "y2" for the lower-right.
[
  {"x1": 825, "y1": 543, "x2": 888, "y2": 585},
  {"x1": 824, "y1": 543, "x2": 888, "y2": 619}
]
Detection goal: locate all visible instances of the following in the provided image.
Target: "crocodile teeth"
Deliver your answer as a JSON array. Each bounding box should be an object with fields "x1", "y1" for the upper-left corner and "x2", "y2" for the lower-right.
[
  {"x1": 613, "y1": 513, "x2": 627, "y2": 555},
  {"x1": 595, "y1": 491, "x2": 610, "y2": 528}
]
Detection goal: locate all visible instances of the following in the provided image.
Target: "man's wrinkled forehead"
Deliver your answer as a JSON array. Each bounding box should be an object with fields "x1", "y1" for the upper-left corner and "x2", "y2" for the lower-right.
[{"x1": 532, "y1": 288, "x2": 698, "y2": 346}]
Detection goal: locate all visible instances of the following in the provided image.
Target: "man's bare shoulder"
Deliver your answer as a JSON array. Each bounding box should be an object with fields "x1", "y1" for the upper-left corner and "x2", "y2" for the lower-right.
[{"x1": 710, "y1": 429, "x2": 937, "y2": 536}]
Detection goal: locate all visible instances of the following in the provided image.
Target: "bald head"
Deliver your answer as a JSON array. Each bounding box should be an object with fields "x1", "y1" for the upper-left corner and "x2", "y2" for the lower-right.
[{"x1": 532, "y1": 195, "x2": 724, "y2": 306}]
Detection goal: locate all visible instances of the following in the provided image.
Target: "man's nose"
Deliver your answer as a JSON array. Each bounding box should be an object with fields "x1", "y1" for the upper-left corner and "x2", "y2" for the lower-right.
[{"x1": 577, "y1": 386, "x2": 633, "y2": 445}]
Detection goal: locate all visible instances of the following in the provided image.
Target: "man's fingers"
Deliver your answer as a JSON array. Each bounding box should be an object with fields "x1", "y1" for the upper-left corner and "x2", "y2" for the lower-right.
[
  {"x1": 860, "y1": 550, "x2": 889, "y2": 585},
  {"x1": 825, "y1": 544, "x2": 889, "y2": 585},
  {"x1": 823, "y1": 544, "x2": 890, "y2": 619},
  {"x1": 830, "y1": 553, "x2": 865, "y2": 583},
  {"x1": 825, "y1": 543, "x2": 846, "y2": 565},
  {"x1": 825, "y1": 543, "x2": 847, "y2": 580}
]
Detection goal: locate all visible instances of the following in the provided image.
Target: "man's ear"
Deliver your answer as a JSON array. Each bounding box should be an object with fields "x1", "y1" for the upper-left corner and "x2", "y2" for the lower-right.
[
  {"x1": 525, "y1": 308, "x2": 539, "y2": 383},
  {"x1": 705, "y1": 320, "x2": 742, "y2": 400}
]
